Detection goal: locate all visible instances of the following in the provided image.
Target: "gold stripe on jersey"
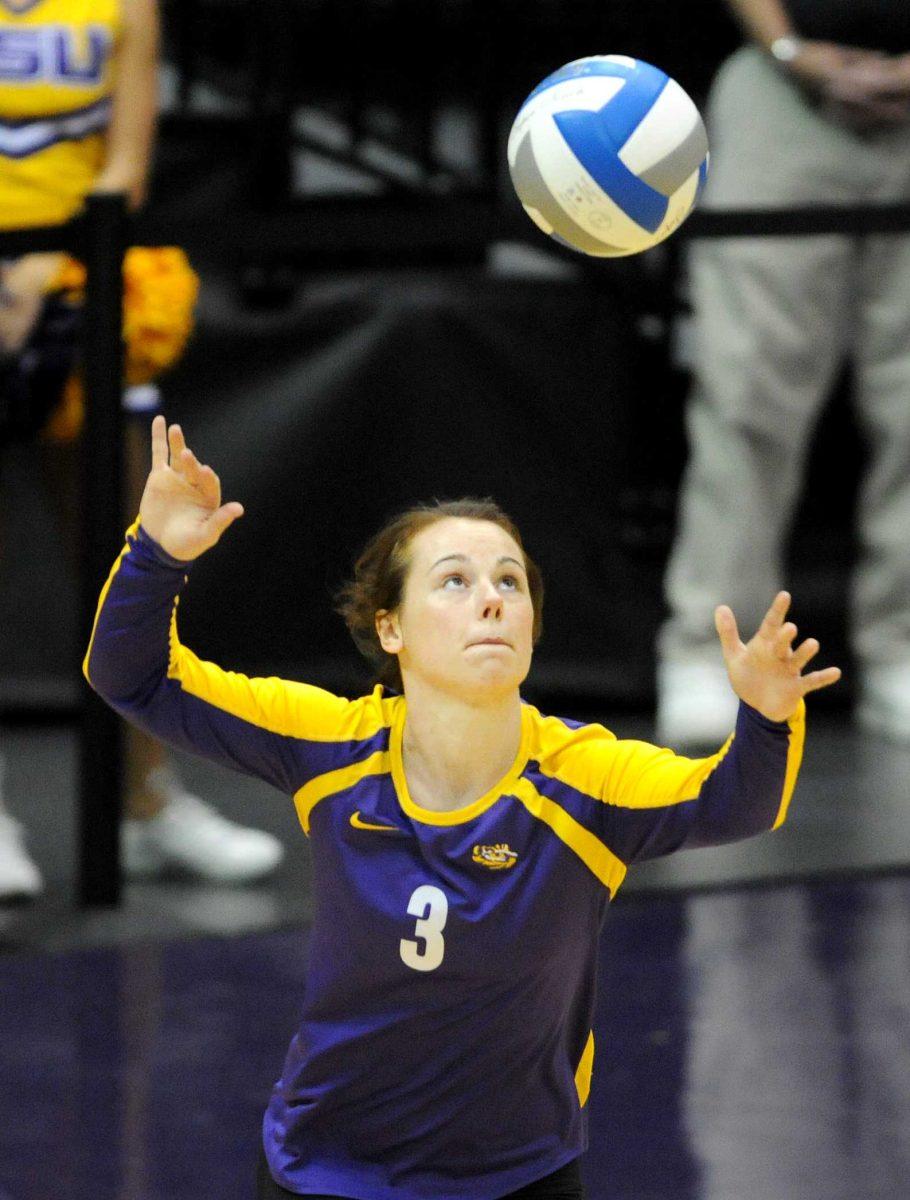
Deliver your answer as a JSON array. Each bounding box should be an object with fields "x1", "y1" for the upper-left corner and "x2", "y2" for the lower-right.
[
  {"x1": 600, "y1": 736, "x2": 736, "y2": 809},
  {"x1": 82, "y1": 515, "x2": 141, "y2": 681},
  {"x1": 166, "y1": 634, "x2": 396, "y2": 746},
  {"x1": 528, "y1": 704, "x2": 738, "y2": 810},
  {"x1": 528, "y1": 700, "x2": 803, "y2": 831},
  {"x1": 294, "y1": 751, "x2": 392, "y2": 835},
  {"x1": 512, "y1": 776, "x2": 627, "y2": 896},
  {"x1": 773, "y1": 699, "x2": 805, "y2": 828},
  {"x1": 574, "y1": 1030, "x2": 595, "y2": 1108}
]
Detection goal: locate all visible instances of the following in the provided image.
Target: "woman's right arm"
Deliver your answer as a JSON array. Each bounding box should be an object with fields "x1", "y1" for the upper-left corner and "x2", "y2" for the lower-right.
[{"x1": 84, "y1": 418, "x2": 360, "y2": 794}]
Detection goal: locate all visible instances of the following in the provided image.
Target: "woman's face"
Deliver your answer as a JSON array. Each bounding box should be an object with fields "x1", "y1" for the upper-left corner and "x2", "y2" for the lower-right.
[{"x1": 377, "y1": 517, "x2": 535, "y2": 701}]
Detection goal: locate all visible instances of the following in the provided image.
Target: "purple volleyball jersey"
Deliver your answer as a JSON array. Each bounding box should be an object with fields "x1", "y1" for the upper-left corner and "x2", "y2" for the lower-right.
[{"x1": 85, "y1": 523, "x2": 805, "y2": 1200}]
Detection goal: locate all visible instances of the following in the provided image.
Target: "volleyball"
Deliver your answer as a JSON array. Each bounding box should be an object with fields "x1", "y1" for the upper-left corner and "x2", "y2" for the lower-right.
[{"x1": 507, "y1": 56, "x2": 709, "y2": 257}]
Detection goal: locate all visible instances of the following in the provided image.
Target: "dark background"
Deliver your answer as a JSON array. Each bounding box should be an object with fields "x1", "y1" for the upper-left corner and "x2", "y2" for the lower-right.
[{"x1": 0, "y1": 0, "x2": 861, "y2": 714}]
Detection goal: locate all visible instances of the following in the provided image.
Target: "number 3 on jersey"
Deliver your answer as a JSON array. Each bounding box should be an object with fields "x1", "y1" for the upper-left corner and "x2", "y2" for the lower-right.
[{"x1": 400, "y1": 885, "x2": 448, "y2": 972}]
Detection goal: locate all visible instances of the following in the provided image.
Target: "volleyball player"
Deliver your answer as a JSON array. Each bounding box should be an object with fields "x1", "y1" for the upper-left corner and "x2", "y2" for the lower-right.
[{"x1": 85, "y1": 417, "x2": 840, "y2": 1199}]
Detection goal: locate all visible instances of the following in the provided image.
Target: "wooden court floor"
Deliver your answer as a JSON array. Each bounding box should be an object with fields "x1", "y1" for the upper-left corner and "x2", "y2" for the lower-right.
[{"x1": 1, "y1": 713, "x2": 908, "y2": 1199}]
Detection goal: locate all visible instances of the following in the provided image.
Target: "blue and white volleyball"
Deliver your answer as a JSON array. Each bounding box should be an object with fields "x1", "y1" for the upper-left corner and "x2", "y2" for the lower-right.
[{"x1": 507, "y1": 56, "x2": 709, "y2": 257}]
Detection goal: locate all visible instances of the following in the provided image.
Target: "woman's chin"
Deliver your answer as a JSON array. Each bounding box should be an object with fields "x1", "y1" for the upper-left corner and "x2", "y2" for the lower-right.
[
  {"x1": 462, "y1": 658, "x2": 529, "y2": 698},
  {"x1": 404, "y1": 654, "x2": 530, "y2": 700}
]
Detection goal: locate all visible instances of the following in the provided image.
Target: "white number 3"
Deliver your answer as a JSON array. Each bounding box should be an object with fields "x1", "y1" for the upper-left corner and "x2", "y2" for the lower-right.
[{"x1": 400, "y1": 884, "x2": 448, "y2": 972}]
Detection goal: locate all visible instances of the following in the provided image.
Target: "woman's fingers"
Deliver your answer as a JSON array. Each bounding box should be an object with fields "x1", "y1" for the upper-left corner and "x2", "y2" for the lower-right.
[
  {"x1": 792, "y1": 637, "x2": 820, "y2": 670},
  {"x1": 775, "y1": 622, "x2": 798, "y2": 658},
  {"x1": 151, "y1": 419, "x2": 227, "y2": 514},
  {"x1": 193, "y1": 460, "x2": 221, "y2": 506},
  {"x1": 143, "y1": 418, "x2": 243, "y2": 556},
  {"x1": 800, "y1": 666, "x2": 843, "y2": 694},
  {"x1": 759, "y1": 591, "x2": 791, "y2": 639},
  {"x1": 179, "y1": 448, "x2": 202, "y2": 490},
  {"x1": 714, "y1": 604, "x2": 741, "y2": 658},
  {"x1": 167, "y1": 423, "x2": 187, "y2": 465},
  {"x1": 196, "y1": 461, "x2": 219, "y2": 488},
  {"x1": 205, "y1": 501, "x2": 244, "y2": 541},
  {"x1": 177, "y1": 447, "x2": 221, "y2": 503},
  {"x1": 150, "y1": 414, "x2": 168, "y2": 469},
  {"x1": 794, "y1": 639, "x2": 842, "y2": 692}
]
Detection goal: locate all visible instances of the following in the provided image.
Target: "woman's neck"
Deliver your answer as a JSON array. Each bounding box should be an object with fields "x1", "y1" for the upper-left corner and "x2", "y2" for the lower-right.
[{"x1": 400, "y1": 685, "x2": 524, "y2": 813}]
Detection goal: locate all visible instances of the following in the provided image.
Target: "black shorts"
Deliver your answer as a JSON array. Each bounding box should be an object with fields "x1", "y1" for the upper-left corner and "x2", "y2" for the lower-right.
[{"x1": 256, "y1": 1145, "x2": 587, "y2": 1200}]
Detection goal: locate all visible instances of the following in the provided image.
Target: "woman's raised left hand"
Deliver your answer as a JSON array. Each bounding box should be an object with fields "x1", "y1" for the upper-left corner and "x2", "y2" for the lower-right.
[
  {"x1": 715, "y1": 592, "x2": 842, "y2": 723},
  {"x1": 139, "y1": 416, "x2": 244, "y2": 562}
]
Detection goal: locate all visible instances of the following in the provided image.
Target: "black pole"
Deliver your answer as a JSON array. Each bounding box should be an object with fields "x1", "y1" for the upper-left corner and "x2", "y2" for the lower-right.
[{"x1": 78, "y1": 192, "x2": 128, "y2": 907}]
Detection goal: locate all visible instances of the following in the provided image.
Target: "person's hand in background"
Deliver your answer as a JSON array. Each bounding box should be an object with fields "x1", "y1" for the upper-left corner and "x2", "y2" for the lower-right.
[
  {"x1": 787, "y1": 42, "x2": 910, "y2": 130},
  {"x1": 0, "y1": 254, "x2": 65, "y2": 356}
]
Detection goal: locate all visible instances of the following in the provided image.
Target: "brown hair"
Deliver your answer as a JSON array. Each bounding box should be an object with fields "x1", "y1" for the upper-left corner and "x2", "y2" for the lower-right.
[{"x1": 336, "y1": 498, "x2": 544, "y2": 691}]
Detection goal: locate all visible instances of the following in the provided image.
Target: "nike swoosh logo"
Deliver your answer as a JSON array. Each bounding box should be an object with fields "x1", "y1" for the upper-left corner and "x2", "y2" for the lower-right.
[{"x1": 350, "y1": 811, "x2": 401, "y2": 833}]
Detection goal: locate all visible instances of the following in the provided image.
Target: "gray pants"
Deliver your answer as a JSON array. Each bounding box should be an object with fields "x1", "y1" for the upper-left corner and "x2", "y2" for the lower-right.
[{"x1": 660, "y1": 48, "x2": 910, "y2": 671}]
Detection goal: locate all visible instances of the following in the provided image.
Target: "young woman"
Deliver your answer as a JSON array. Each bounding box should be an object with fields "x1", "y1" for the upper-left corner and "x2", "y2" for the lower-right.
[{"x1": 85, "y1": 417, "x2": 840, "y2": 1200}]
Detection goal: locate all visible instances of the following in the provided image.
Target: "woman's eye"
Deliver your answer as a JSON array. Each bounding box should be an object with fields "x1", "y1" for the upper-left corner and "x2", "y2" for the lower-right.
[
  {"x1": 442, "y1": 575, "x2": 466, "y2": 589},
  {"x1": 500, "y1": 575, "x2": 519, "y2": 590}
]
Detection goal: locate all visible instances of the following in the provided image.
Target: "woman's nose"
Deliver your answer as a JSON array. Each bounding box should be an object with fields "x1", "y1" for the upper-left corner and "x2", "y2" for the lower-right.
[{"x1": 479, "y1": 583, "x2": 503, "y2": 618}]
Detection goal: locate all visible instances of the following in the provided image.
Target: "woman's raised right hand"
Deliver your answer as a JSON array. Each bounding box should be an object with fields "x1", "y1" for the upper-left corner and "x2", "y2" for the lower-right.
[{"x1": 139, "y1": 416, "x2": 244, "y2": 561}]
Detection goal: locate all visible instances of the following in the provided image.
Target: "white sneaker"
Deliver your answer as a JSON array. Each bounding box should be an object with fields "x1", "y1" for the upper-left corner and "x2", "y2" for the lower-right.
[
  {"x1": 0, "y1": 811, "x2": 43, "y2": 901},
  {"x1": 123, "y1": 768, "x2": 284, "y2": 884},
  {"x1": 656, "y1": 659, "x2": 739, "y2": 751},
  {"x1": 856, "y1": 665, "x2": 910, "y2": 743}
]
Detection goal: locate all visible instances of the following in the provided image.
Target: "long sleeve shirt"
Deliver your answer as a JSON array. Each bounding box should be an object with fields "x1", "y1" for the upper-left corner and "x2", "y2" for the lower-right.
[{"x1": 84, "y1": 522, "x2": 805, "y2": 1200}]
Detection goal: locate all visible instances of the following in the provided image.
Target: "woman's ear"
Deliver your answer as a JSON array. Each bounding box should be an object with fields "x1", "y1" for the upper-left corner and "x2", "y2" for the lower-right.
[{"x1": 375, "y1": 609, "x2": 402, "y2": 654}]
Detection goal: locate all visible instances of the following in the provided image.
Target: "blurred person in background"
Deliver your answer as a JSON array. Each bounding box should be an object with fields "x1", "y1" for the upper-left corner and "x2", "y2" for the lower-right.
[
  {"x1": 0, "y1": 0, "x2": 282, "y2": 899},
  {"x1": 657, "y1": 0, "x2": 910, "y2": 747}
]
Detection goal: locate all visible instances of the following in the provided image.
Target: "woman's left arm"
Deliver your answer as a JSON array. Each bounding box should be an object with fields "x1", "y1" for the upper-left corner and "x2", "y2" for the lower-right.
[
  {"x1": 598, "y1": 593, "x2": 839, "y2": 863},
  {"x1": 599, "y1": 700, "x2": 804, "y2": 864},
  {"x1": 92, "y1": 0, "x2": 160, "y2": 209}
]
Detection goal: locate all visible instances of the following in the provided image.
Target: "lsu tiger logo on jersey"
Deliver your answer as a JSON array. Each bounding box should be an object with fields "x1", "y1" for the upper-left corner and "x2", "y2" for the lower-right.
[
  {"x1": 471, "y1": 843, "x2": 518, "y2": 870},
  {"x1": 0, "y1": 26, "x2": 113, "y2": 85}
]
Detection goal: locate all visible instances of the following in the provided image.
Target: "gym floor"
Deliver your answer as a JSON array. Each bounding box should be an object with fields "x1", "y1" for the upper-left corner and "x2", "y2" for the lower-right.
[{"x1": 1, "y1": 709, "x2": 908, "y2": 1200}]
